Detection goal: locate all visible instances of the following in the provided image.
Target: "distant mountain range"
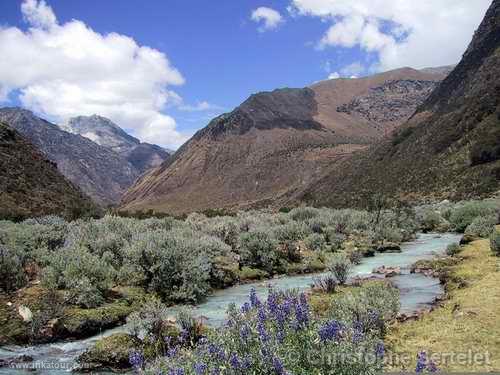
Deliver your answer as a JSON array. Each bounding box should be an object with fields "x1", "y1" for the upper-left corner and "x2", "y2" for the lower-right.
[
  {"x1": 0, "y1": 109, "x2": 170, "y2": 205},
  {"x1": 0, "y1": 121, "x2": 96, "y2": 220},
  {"x1": 121, "y1": 67, "x2": 450, "y2": 214},
  {"x1": 62, "y1": 115, "x2": 171, "y2": 172}
]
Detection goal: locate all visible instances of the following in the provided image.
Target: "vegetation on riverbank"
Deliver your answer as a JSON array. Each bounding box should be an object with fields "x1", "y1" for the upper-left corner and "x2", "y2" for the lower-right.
[
  {"x1": 386, "y1": 227, "x2": 500, "y2": 372},
  {"x1": 0, "y1": 205, "x2": 420, "y2": 344}
]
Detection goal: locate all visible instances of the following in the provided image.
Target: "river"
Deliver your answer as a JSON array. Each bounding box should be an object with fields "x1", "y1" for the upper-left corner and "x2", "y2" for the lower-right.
[{"x1": 0, "y1": 232, "x2": 461, "y2": 374}]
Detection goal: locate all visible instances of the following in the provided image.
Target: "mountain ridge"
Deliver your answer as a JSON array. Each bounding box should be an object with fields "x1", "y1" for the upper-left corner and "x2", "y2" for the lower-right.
[{"x1": 121, "y1": 66, "x2": 449, "y2": 214}]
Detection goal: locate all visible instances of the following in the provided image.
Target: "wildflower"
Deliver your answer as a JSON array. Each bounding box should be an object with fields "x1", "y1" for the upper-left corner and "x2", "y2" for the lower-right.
[
  {"x1": 416, "y1": 351, "x2": 428, "y2": 373},
  {"x1": 427, "y1": 360, "x2": 439, "y2": 372},
  {"x1": 250, "y1": 288, "x2": 261, "y2": 307},
  {"x1": 375, "y1": 341, "x2": 385, "y2": 359},
  {"x1": 294, "y1": 293, "x2": 310, "y2": 328},
  {"x1": 230, "y1": 353, "x2": 241, "y2": 369},
  {"x1": 241, "y1": 302, "x2": 251, "y2": 313},
  {"x1": 167, "y1": 346, "x2": 179, "y2": 358},
  {"x1": 210, "y1": 369, "x2": 221, "y2": 375},
  {"x1": 258, "y1": 321, "x2": 270, "y2": 342},
  {"x1": 240, "y1": 324, "x2": 251, "y2": 341},
  {"x1": 193, "y1": 363, "x2": 207, "y2": 375},
  {"x1": 129, "y1": 350, "x2": 144, "y2": 369},
  {"x1": 241, "y1": 356, "x2": 252, "y2": 370},
  {"x1": 318, "y1": 320, "x2": 342, "y2": 343},
  {"x1": 272, "y1": 357, "x2": 287, "y2": 375}
]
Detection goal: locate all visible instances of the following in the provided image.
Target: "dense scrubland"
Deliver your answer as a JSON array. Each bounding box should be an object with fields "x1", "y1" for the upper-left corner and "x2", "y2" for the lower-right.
[{"x1": 0, "y1": 199, "x2": 499, "y2": 373}]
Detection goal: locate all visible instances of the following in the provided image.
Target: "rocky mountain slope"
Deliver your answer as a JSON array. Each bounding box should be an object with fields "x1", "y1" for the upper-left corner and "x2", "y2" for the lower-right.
[
  {"x1": 62, "y1": 115, "x2": 171, "y2": 172},
  {"x1": 301, "y1": 0, "x2": 500, "y2": 207},
  {"x1": 121, "y1": 67, "x2": 448, "y2": 214},
  {"x1": 0, "y1": 121, "x2": 96, "y2": 220},
  {"x1": 0, "y1": 108, "x2": 140, "y2": 205}
]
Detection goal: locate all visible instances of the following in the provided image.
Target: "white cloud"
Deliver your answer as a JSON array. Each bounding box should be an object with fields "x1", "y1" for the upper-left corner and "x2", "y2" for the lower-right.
[
  {"x1": 340, "y1": 62, "x2": 365, "y2": 77},
  {"x1": 251, "y1": 7, "x2": 284, "y2": 32},
  {"x1": 290, "y1": 0, "x2": 491, "y2": 71},
  {"x1": 327, "y1": 72, "x2": 340, "y2": 80},
  {"x1": 0, "y1": 0, "x2": 189, "y2": 149},
  {"x1": 21, "y1": 0, "x2": 56, "y2": 30}
]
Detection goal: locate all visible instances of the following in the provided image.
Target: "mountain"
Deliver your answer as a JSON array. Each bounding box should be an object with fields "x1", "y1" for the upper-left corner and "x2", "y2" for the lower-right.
[
  {"x1": 62, "y1": 115, "x2": 171, "y2": 172},
  {"x1": 0, "y1": 121, "x2": 96, "y2": 220},
  {"x1": 0, "y1": 108, "x2": 140, "y2": 205},
  {"x1": 300, "y1": 0, "x2": 500, "y2": 207},
  {"x1": 121, "y1": 67, "x2": 449, "y2": 214}
]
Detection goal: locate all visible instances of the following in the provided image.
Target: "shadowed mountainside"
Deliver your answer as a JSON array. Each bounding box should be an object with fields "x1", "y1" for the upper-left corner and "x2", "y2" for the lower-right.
[
  {"x1": 0, "y1": 121, "x2": 97, "y2": 220},
  {"x1": 300, "y1": 0, "x2": 500, "y2": 207}
]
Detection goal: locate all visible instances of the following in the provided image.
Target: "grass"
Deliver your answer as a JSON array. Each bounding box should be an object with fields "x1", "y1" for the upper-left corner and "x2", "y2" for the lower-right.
[{"x1": 386, "y1": 229, "x2": 500, "y2": 372}]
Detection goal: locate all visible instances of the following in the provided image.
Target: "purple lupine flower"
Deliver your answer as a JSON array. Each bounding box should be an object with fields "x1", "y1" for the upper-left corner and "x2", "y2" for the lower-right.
[
  {"x1": 416, "y1": 351, "x2": 428, "y2": 373},
  {"x1": 230, "y1": 353, "x2": 241, "y2": 369},
  {"x1": 272, "y1": 357, "x2": 287, "y2": 375},
  {"x1": 258, "y1": 306, "x2": 267, "y2": 323},
  {"x1": 128, "y1": 350, "x2": 144, "y2": 369},
  {"x1": 318, "y1": 320, "x2": 342, "y2": 343},
  {"x1": 375, "y1": 341, "x2": 385, "y2": 359},
  {"x1": 258, "y1": 321, "x2": 270, "y2": 342},
  {"x1": 267, "y1": 287, "x2": 279, "y2": 315},
  {"x1": 241, "y1": 302, "x2": 251, "y2": 313},
  {"x1": 282, "y1": 298, "x2": 293, "y2": 317},
  {"x1": 193, "y1": 363, "x2": 207, "y2": 375},
  {"x1": 241, "y1": 356, "x2": 252, "y2": 370},
  {"x1": 427, "y1": 360, "x2": 439, "y2": 372},
  {"x1": 240, "y1": 324, "x2": 251, "y2": 341},
  {"x1": 250, "y1": 288, "x2": 261, "y2": 307},
  {"x1": 167, "y1": 346, "x2": 179, "y2": 358},
  {"x1": 208, "y1": 343, "x2": 225, "y2": 361},
  {"x1": 176, "y1": 370, "x2": 185, "y2": 375},
  {"x1": 294, "y1": 293, "x2": 310, "y2": 328},
  {"x1": 277, "y1": 330, "x2": 285, "y2": 343},
  {"x1": 210, "y1": 369, "x2": 221, "y2": 375}
]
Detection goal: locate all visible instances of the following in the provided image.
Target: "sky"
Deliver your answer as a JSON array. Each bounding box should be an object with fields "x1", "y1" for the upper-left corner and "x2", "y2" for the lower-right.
[{"x1": 0, "y1": 0, "x2": 492, "y2": 149}]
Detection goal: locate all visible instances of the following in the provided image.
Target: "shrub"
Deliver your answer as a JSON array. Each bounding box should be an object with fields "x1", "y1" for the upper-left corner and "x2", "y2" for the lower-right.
[
  {"x1": 490, "y1": 231, "x2": 500, "y2": 256},
  {"x1": 324, "y1": 228, "x2": 346, "y2": 251},
  {"x1": 272, "y1": 221, "x2": 309, "y2": 242},
  {"x1": 41, "y1": 245, "x2": 115, "y2": 308},
  {"x1": 237, "y1": 230, "x2": 279, "y2": 273},
  {"x1": 329, "y1": 282, "x2": 400, "y2": 337},
  {"x1": 304, "y1": 233, "x2": 326, "y2": 251},
  {"x1": 0, "y1": 244, "x2": 27, "y2": 293},
  {"x1": 464, "y1": 215, "x2": 497, "y2": 238},
  {"x1": 420, "y1": 210, "x2": 443, "y2": 232},
  {"x1": 328, "y1": 254, "x2": 352, "y2": 285},
  {"x1": 313, "y1": 275, "x2": 337, "y2": 293},
  {"x1": 446, "y1": 243, "x2": 462, "y2": 257},
  {"x1": 127, "y1": 299, "x2": 179, "y2": 358},
  {"x1": 449, "y1": 202, "x2": 498, "y2": 232},
  {"x1": 289, "y1": 207, "x2": 319, "y2": 221}
]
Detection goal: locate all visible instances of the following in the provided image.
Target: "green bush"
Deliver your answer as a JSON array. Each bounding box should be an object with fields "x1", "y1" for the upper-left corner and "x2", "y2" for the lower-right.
[
  {"x1": 328, "y1": 253, "x2": 352, "y2": 285},
  {"x1": 464, "y1": 215, "x2": 497, "y2": 238},
  {"x1": 329, "y1": 281, "x2": 400, "y2": 336},
  {"x1": 272, "y1": 221, "x2": 309, "y2": 242},
  {"x1": 41, "y1": 245, "x2": 115, "y2": 308},
  {"x1": 490, "y1": 231, "x2": 500, "y2": 256},
  {"x1": 237, "y1": 230, "x2": 279, "y2": 273},
  {"x1": 304, "y1": 233, "x2": 326, "y2": 251},
  {"x1": 446, "y1": 243, "x2": 462, "y2": 257},
  {"x1": 289, "y1": 207, "x2": 319, "y2": 221},
  {"x1": 449, "y1": 202, "x2": 498, "y2": 232},
  {"x1": 420, "y1": 210, "x2": 443, "y2": 232},
  {"x1": 0, "y1": 244, "x2": 27, "y2": 293}
]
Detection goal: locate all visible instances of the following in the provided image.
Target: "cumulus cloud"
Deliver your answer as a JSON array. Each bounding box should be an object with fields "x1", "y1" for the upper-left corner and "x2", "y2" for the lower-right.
[
  {"x1": 0, "y1": 0, "x2": 189, "y2": 149},
  {"x1": 251, "y1": 7, "x2": 284, "y2": 32},
  {"x1": 291, "y1": 0, "x2": 491, "y2": 71}
]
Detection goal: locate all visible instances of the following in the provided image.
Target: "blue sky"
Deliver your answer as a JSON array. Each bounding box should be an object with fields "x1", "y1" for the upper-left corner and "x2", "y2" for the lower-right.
[{"x1": 0, "y1": 0, "x2": 491, "y2": 148}]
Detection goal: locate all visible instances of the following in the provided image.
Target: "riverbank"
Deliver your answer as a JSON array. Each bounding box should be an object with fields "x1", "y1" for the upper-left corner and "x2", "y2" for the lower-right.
[{"x1": 386, "y1": 230, "x2": 500, "y2": 371}]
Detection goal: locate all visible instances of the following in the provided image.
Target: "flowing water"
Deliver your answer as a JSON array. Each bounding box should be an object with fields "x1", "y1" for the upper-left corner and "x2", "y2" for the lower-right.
[{"x1": 0, "y1": 232, "x2": 461, "y2": 373}]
